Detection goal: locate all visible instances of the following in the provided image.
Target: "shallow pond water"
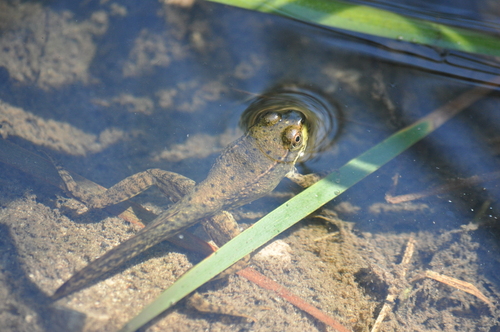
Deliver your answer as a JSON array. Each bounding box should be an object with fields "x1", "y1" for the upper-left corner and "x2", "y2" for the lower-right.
[{"x1": 0, "y1": 1, "x2": 499, "y2": 331}]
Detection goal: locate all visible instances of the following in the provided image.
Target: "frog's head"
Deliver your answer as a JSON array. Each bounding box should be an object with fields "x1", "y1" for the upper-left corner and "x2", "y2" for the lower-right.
[
  {"x1": 240, "y1": 86, "x2": 340, "y2": 160},
  {"x1": 248, "y1": 110, "x2": 308, "y2": 164}
]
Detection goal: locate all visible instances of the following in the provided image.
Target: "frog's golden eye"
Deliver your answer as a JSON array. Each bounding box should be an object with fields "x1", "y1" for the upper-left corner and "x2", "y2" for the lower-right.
[
  {"x1": 293, "y1": 134, "x2": 302, "y2": 146},
  {"x1": 261, "y1": 112, "x2": 281, "y2": 126},
  {"x1": 283, "y1": 127, "x2": 303, "y2": 150}
]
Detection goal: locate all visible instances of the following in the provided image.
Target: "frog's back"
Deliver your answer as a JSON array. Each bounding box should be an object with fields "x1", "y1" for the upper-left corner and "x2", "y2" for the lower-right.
[{"x1": 197, "y1": 135, "x2": 293, "y2": 210}]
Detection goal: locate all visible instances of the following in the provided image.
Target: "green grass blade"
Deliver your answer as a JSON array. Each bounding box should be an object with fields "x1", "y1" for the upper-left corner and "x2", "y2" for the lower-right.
[
  {"x1": 208, "y1": 0, "x2": 500, "y2": 57},
  {"x1": 118, "y1": 85, "x2": 486, "y2": 331}
]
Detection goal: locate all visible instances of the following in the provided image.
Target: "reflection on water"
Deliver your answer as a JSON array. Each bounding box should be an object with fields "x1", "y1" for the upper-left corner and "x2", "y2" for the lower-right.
[{"x1": 0, "y1": 0, "x2": 499, "y2": 331}]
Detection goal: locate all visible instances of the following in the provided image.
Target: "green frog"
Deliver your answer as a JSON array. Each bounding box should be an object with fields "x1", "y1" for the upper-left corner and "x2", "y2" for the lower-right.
[{"x1": 52, "y1": 109, "x2": 309, "y2": 301}]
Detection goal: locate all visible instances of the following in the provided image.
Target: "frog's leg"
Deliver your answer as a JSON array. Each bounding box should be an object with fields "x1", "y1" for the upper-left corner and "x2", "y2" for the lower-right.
[
  {"x1": 56, "y1": 163, "x2": 253, "y2": 319},
  {"x1": 286, "y1": 168, "x2": 322, "y2": 188},
  {"x1": 55, "y1": 163, "x2": 246, "y2": 261},
  {"x1": 55, "y1": 165, "x2": 195, "y2": 211},
  {"x1": 203, "y1": 210, "x2": 240, "y2": 245},
  {"x1": 203, "y1": 211, "x2": 251, "y2": 277}
]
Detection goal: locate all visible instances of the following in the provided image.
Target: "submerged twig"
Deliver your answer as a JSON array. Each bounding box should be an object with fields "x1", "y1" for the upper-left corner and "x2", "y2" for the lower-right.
[
  {"x1": 371, "y1": 236, "x2": 492, "y2": 332},
  {"x1": 238, "y1": 267, "x2": 352, "y2": 332},
  {"x1": 419, "y1": 270, "x2": 492, "y2": 306},
  {"x1": 371, "y1": 236, "x2": 415, "y2": 332}
]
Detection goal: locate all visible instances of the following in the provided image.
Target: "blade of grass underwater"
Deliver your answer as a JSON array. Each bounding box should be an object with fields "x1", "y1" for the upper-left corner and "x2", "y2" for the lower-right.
[
  {"x1": 208, "y1": 0, "x2": 500, "y2": 57},
  {"x1": 119, "y1": 85, "x2": 491, "y2": 332}
]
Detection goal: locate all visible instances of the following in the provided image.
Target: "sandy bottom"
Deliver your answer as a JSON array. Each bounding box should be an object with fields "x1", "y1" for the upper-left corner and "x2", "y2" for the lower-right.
[{"x1": 1, "y1": 155, "x2": 499, "y2": 332}]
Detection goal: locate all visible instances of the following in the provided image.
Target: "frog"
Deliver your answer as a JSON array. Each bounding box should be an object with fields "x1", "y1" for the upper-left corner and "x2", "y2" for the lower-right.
[{"x1": 51, "y1": 109, "x2": 309, "y2": 302}]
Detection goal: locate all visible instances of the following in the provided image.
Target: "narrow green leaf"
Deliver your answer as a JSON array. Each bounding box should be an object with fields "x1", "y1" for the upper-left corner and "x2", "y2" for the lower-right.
[{"x1": 208, "y1": 0, "x2": 500, "y2": 57}]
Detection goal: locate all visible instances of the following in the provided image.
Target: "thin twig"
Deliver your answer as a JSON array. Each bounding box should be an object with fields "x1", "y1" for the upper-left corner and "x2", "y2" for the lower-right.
[
  {"x1": 371, "y1": 236, "x2": 415, "y2": 332},
  {"x1": 422, "y1": 270, "x2": 492, "y2": 306},
  {"x1": 238, "y1": 267, "x2": 352, "y2": 332}
]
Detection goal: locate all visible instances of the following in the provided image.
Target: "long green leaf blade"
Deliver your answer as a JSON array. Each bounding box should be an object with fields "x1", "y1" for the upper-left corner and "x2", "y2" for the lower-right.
[{"x1": 208, "y1": 0, "x2": 500, "y2": 57}]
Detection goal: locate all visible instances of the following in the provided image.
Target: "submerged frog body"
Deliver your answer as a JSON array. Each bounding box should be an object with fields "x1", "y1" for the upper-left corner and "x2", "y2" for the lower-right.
[{"x1": 52, "y1": 110, "x2": 308, "y2": 300}]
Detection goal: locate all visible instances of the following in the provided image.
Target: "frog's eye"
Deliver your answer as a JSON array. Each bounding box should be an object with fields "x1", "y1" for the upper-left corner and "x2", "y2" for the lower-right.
[
  {"x1": 262, "y1": 112, "x2": 281, "y2": 126},
  {"x1": 283, "y1": 127, "x2": 303, "y2": 150}
]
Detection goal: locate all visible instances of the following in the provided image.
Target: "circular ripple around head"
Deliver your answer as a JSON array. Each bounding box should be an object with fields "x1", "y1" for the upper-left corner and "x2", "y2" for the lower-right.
[{"x1": 240, "y1": 85, "x2": 341, "y2": 161}]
